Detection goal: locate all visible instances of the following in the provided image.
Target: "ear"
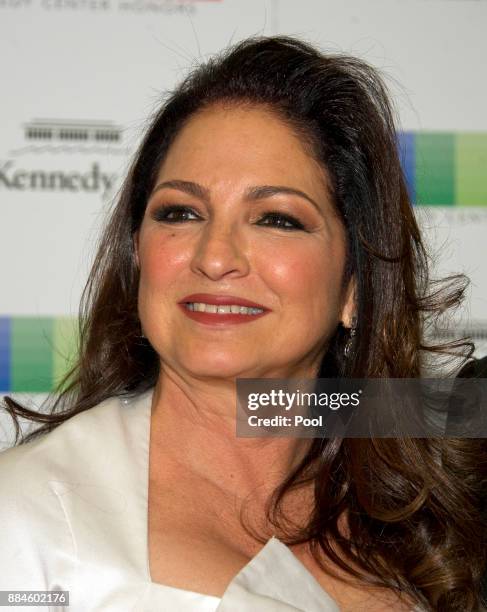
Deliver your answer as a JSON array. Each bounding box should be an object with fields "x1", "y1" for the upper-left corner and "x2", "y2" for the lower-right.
[
  {"x1": 340, "y1": 276, "x2": 356, "y2": 328},
  {"x1": 133, "y1": 231, "x2": 140, "y2": 270}
]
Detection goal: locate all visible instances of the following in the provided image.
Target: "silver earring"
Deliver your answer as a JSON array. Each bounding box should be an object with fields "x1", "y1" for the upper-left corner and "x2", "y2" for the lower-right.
[{"x1": 343, "y1": 315, "x2": 357, "y2": 358}]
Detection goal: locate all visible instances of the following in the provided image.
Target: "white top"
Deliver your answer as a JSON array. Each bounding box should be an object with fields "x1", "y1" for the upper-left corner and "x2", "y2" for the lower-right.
[{"x1": 0, "y1": 389, "x2": 421, "y2": 611}]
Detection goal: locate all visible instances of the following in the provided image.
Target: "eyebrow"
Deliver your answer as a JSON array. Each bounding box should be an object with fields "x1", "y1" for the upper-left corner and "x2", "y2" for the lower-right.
[
  {"x1": 150, "y1": 180, "x2": 323, "y2": 213},
  {"x1": 245, "y1": 185, "x2": 322, "y2": 213},
  {"x1": 151, "y1": 179, "x2": 210, "y2": 202}
]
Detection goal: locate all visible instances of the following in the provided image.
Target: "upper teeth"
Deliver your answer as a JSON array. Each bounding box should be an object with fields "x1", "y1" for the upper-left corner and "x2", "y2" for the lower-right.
[{"x1": 186, "y1": 302, "x2": 264, "y2": 315}]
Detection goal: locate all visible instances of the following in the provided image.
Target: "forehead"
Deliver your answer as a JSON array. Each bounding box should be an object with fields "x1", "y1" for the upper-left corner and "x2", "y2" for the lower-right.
[{"x1": 155, "y1": 103, "x2": 330, "y2": 195}]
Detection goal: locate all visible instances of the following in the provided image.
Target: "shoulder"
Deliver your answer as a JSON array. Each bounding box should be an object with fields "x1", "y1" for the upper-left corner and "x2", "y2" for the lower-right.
[
  {"x1": 0, "y1": 395, "x2": 124, "y2": 488},
  {"x1": 0, "y1": 391, "x2": 152, "y2": 588},
  {"x1": 0, "y1": 388, "x2": 159, "y2": 519},
  {"x1": 0, "y1": 396, "x2": 115, "y2": 589},
  {"x1": 0, "y1": 388, "x2": 153, "y2": 503},
  {"x1": 0, "y1": 395, "x2": 133, "y2": 531}
]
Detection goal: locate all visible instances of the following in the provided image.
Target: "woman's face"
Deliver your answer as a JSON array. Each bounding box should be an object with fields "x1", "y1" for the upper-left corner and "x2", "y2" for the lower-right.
[{"x1": 135, "y1": 104, "x2": 354, "y2": 380}]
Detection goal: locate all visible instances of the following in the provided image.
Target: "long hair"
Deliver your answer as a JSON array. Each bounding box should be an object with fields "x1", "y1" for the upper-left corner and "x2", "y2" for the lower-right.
[{"x1": 3, "y1": 36, "x2": 486, "y2": 611}]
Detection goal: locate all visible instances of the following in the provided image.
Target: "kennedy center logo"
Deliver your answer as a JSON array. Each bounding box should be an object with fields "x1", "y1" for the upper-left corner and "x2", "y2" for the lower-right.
[
  {"x1": 0, "y1": 160, "x2": 115, "y2": 198},
  {"x1": 2, "y1": 119, "x2": 128, "y2": 200}
]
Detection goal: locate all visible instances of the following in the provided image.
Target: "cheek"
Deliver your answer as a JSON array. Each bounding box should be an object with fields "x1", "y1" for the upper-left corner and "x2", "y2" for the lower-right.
[
  {"x1": 138, "y1": 233, "x2": 187, "y2": 288},
  {"x1": 260, "y1": 240, "x2": 344, "y2": 310}
]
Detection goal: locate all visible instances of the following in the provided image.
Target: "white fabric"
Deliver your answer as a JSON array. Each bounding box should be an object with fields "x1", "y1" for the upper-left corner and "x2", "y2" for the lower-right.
[{"x1": 0, "y1": 389, "x2": 420, "y2": 611}]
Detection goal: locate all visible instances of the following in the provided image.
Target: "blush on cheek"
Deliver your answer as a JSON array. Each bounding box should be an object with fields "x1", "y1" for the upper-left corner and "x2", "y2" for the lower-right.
[
  {"x1": 275, "y1": 258, "x2": 328, "y2": 286},
  {"x1": 261, "y1": 252, "x2": 307, "y2": 281},
  {"x1": 140, "y1": 235, "x2": 190, "y2": 285}
]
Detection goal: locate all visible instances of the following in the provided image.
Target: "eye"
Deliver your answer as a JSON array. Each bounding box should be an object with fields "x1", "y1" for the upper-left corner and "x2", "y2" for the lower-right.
[
  {"x1": 257, "y1": 211, "x2": 306, "y2": 231},
  {"x1": 151, "y1": 205, "x2": 201, "y2": 223}
]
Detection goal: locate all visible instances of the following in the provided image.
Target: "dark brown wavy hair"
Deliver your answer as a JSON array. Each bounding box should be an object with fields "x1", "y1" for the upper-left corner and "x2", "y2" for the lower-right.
[{"x1": 3, "y1": 36, "x2": 486, "y2": 611}]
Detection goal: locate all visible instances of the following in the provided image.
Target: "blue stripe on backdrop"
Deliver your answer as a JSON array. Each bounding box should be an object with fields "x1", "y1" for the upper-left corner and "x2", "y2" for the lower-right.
[{"x1": 397, "y1": 131, "x2": 416, "y2": 203}]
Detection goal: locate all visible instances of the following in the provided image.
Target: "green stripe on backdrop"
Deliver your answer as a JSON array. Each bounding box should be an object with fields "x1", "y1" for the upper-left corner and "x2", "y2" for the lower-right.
[
  {"x1": 456, "y1": 133, "x2": 487, "y2": 206},
  {"x1": 8, "y1": 317, "x2": 79, "y2": 393},
  {"x1": 11, "y1": 318, "x2": 53, "y2": 392},
  {"x1": 52, "y1": 317, "x2": 79, "y2": 391},
  {"x1": 415, "y1": 133, "x2": 455, "y2": 205}
]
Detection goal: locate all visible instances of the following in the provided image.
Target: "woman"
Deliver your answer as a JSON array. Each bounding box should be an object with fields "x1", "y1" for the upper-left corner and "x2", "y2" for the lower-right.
[{"x1": 1, "y1": 36, "x2": 486, "y2": 611}]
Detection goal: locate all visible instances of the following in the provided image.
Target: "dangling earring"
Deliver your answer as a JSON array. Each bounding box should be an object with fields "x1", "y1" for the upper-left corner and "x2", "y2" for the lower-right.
[{"x1": 343, "y1": 315, "x2": 357, "y2": 358}]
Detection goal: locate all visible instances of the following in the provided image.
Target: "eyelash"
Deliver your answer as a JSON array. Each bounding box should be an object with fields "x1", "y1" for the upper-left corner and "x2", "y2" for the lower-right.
[{"x1": 151, "y1": 205, "x2": 306, "y2": 231}]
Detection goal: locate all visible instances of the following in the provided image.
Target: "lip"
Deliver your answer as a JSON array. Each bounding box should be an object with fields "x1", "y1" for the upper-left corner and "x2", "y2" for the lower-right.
[
  {"x1": 178, "y1": 293, "x2": 270, "y2": 327},
  {"x1": 179, "y1": 293, "x2": 269, "y2": 310}
]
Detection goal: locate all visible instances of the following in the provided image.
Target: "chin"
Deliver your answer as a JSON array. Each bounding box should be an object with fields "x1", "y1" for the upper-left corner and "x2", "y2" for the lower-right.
[{"x1": 179, "y1": 353, "x2": 258, "y2": 379}]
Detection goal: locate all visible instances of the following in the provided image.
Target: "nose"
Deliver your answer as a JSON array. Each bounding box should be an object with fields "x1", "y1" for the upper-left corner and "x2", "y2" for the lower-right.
[{"x1": 190, "y1": 220, "x2": 250, "y2": 281}]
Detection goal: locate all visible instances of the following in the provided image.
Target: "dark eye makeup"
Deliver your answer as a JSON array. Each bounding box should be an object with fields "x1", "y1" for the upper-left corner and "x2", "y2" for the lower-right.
[
  {"x1": 151, "y1": 205, "x2": 199, "y2": 224},
  {"x1": 150, "y1": 204, "x2": 307, "y2": 231}
]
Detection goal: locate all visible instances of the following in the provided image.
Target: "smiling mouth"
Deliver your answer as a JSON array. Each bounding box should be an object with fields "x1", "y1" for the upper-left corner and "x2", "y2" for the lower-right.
[
  {"x1": 184, "y1": 302, "x2": 264, "y2": 315},
  {"x1": 178, "y1": 302, "x2": 268, "y2": 325}
]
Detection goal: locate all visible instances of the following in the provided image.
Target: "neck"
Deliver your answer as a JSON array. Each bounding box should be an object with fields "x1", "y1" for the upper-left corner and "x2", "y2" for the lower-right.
[{"x1": 149, "y1": 365, "x2": 314, "y2": 508}]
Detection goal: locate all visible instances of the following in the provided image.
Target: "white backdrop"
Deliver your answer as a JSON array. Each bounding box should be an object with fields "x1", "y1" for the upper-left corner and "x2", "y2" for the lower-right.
[{"x1": 1, "y1": 0, "x2": 487, "y2": 444}]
